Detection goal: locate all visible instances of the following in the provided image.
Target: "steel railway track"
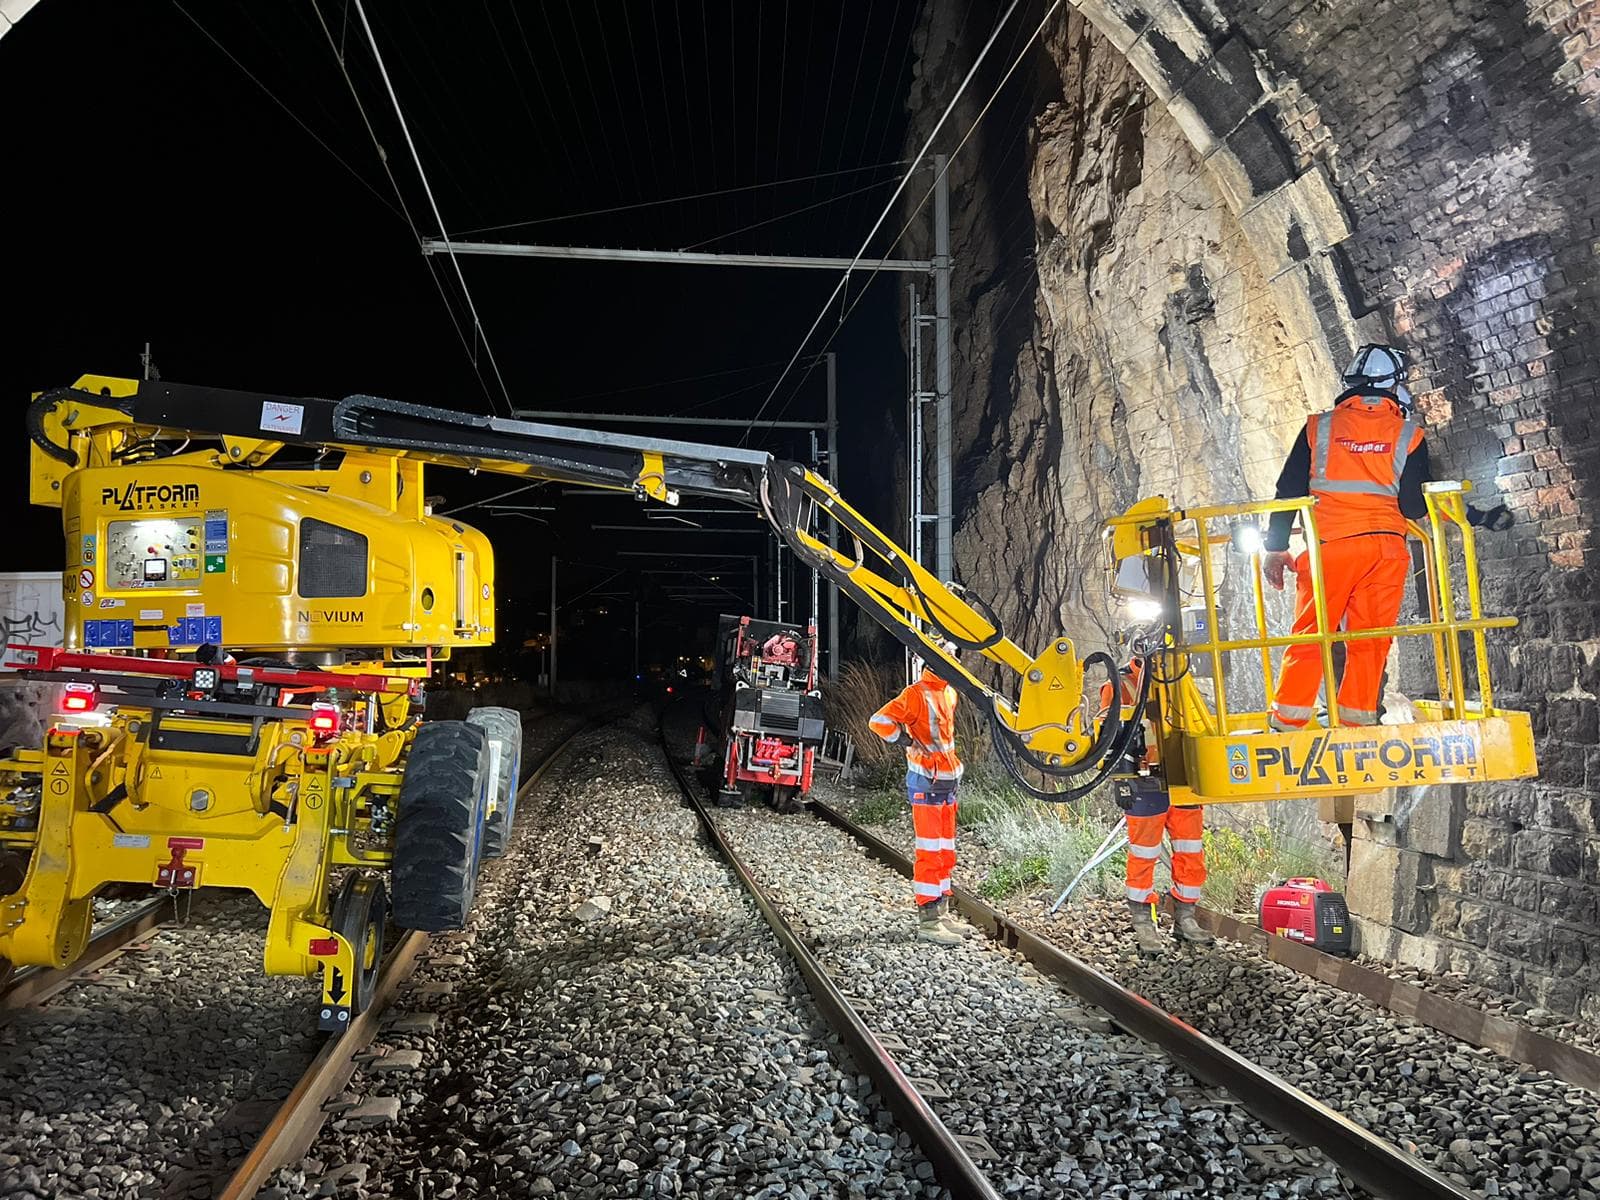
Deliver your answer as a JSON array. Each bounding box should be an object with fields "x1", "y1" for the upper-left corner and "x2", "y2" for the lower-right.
[
  {"x1": 804, "y1": 796, "x2": 1482, "y2": 1200},
  {"x1": 661, "y1": 713, "x2": 1478, "y2": 1200},
  {"x1": 215, "y1": 718, "x2": 589, "y2": 1200},
  {"x1": 0, "y1": 895, "x2": 171, "y2": 1018}
]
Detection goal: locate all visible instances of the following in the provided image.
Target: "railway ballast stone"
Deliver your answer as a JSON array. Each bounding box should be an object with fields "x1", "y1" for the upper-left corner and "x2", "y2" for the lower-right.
[{"x1": 265, "y1": 716, "x2": 936, "y2": 1198}]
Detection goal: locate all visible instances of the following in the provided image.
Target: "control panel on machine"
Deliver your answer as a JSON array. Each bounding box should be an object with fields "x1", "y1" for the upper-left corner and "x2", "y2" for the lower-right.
[{"x1": 106, "y1": 517, "x2": 203, "y2": 589}]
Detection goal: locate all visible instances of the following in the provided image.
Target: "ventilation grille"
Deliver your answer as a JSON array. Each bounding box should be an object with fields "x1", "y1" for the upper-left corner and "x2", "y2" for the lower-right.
[
  {"x1": 299, "y1": 518, "x2": 368, "y2": 599},
  {"x1": 759, "y1": 690, "x2": 801, "y2": 732}
]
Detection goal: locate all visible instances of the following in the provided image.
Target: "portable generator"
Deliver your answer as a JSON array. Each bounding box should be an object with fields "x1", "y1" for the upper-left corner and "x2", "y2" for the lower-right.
[{"x1": 1258, "y1": 877, "x2": 1352, "y2": 954}]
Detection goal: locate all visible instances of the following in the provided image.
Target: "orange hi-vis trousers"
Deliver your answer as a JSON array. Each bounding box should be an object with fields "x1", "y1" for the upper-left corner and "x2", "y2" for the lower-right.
[
  {"x1": 1273, "y1": 535, "x2": 1410, "y2": 728},
  {"x1": 1126, "y1": 794, "x2": 1206, "y2": 905},
  {"x1": 908, "y1": 773, "x2": 957, "y2": 906}
]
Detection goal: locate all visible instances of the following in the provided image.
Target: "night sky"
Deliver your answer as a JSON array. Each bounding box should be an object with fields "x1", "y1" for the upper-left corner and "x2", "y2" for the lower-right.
[{"x1": 0, "y1": 1, "x2": 923, "y2": 676}]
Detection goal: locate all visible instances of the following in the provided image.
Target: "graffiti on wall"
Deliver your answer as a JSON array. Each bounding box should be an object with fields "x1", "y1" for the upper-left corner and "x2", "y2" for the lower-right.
[{"x1": 0, "y1": 608, "x2": 61, "y2": 647}]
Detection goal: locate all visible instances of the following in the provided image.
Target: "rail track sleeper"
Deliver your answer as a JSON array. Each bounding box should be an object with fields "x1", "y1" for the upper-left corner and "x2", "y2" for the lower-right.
[
  {"x1": 215, "y1": 929, "x2": 428, "y2": 1200},
  {"x1": 810, "y1": 798, "x2": 1479, "y2": 1200},
  {"x1": 1198, "y1": 905, "x2": 1600, "y2": 1092}
]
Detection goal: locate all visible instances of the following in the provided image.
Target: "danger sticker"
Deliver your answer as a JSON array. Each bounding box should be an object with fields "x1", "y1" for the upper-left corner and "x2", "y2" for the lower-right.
[
  {"x1": 260, "y1": 401, "x2": 305, "y2": 435},
  {"x1": 78, "y1": 568, "x2": 94, "y2": 589}
]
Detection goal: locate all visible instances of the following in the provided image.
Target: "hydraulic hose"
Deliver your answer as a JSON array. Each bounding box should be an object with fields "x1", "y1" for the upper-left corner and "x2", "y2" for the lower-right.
[
  {"x1": 989, "y1": 649, "x2": 1153, "y2": 803},
  {"x1": 26, "y1": 387, "x2": 138, "y2": 465},
  {"x1": 902, "y1": 573, "x2": 1005, "y2": 653},
  {"x1": 991, "y1": 651, "x2": 1124, "y2": 778}
]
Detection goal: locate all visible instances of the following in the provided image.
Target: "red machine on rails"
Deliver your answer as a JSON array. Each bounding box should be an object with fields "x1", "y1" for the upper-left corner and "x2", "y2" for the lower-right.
[{"x1": 700, "y1": 615, "x2": 825, "y2": 809}]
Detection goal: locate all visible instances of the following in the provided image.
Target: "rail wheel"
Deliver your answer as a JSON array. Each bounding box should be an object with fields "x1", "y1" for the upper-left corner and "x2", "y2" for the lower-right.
[
  {"x1": 0, "y1": 848, "x2": 25, "y2": 897},
  {"x1": 466, "y1": 706, "x2": 523, "y2": 859},
  {"x1": 772, "y1": 784, "x2": 805, "y2": 814},
  {"x1": 392, "y1": 721, "x2": 490, "y2": 931},
  {"x1": 332, "y1": 872, "x2": 387, "y2": 1020}
]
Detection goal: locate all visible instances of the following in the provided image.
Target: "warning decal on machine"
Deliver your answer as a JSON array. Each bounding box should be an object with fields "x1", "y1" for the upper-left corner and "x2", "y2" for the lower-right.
[{"x1": 260, "y1": 401, "x2": 304, "y2": 435}]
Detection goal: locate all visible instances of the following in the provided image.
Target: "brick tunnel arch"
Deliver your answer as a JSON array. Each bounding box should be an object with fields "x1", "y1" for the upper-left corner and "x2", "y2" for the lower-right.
[{"x1": 919, "y1": 0, "x2": 1600, "y2": 1018}]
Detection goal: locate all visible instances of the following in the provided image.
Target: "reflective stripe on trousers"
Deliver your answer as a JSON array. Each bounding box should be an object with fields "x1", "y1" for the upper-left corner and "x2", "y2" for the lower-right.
[
  {"x1": 910, "y1": 781, "x2": 957, "y2": 907},
  {"x1": 1125, "y1": 802, "x2": 1206, "y2": 905},
  {"x1": 1272, "y1": 536, "x2": 1409, "y2": 729}
]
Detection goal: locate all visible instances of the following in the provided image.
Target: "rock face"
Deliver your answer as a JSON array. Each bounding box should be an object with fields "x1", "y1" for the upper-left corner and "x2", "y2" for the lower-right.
[{"x1": 905, "y1": 0, "x2": 1600, "y2": 1015}]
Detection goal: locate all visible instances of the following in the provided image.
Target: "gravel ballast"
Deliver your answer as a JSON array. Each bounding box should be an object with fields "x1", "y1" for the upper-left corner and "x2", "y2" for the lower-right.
[
  {"x1": 704, "y1": 799, "x2": 1354, "y2": 1199},
  {"x1": 0, "y1": 894, "x2": 323, "y2": 1200},
  {"x1": 826, "y1": 779, "x2": 1600, "y2": 1199},
  {"x1": 266, "y1": 715, "x2": 933, "y2": 1200}
]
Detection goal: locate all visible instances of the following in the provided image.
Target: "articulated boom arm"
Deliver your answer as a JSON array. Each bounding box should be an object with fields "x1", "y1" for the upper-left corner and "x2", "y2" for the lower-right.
[{"x1": 31, "y1": 380, "x2": 1116, "y2": 791}]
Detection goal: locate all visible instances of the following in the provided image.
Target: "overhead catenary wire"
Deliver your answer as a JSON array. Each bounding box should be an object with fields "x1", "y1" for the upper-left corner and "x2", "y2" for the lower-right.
[
  {"x1": 759, "y1": 0, "x2": 1066, "y2": 430},
  {"x1": 742, "y1": 0, "x2": 1029, "y2": 446},
  {"x1": 348, "y1": 0, "x2": 515, "y2": 417},
  {"x1": 682, "y1": 176, "x2": 902, "y2": 253},
  {"x1": 450, "y1": 162, "x2": 909, "y2": 239},
  {"x1": 169, "y1": 1, "x2": 401, "y2": 222},
  {"x1": 308, "y1": 2, "x2": 501, "y2": 415},
  {"x1": 483, "y1": 1, "x2": 578, "y2": 182}
]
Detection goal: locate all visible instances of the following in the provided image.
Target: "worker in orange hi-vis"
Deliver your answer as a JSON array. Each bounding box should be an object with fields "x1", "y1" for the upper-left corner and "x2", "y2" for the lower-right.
[
  {"x1": 868, "y1": 644, "x2": 970, "y2": 946},
  {"x1": 1262, "y1": 345, "x2": 1512, "y2": 729},
  {"x1": 1098, "y1": 659, "x2": 1211, "y2": 956}
]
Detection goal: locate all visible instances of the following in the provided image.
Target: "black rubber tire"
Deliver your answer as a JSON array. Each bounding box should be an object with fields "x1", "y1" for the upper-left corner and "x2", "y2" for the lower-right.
[
  {"x1": 466, "y1": 706, "x2": 522, "y2": 859},
  {"x1": 391, "y1": 721, "x2": 490, "y2": 931},
  {"x1": 332, "y1": 872, "x2": 387, "y2": 1019}
]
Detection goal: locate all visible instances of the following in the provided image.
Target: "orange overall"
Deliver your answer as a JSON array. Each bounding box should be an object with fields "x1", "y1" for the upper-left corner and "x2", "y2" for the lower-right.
[
  {"x1": 1273, "y1": 395, "x2": 1421, "y2": 728},
  {"x1": 1098, "y1": 662, "x2": 1206, "y2": 906},
  {"x1": 870, "y1": 670, "x2": 962, "y2": 905}
]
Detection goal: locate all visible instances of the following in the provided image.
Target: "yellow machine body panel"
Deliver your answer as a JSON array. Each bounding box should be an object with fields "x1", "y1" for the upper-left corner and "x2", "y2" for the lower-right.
[
  {"x1": 0, "y1": 708, "x2": 400, "y2": 988},
  {"x1": 1172, "y1": 712, "x2": 1537, "y2": 805},
  {"x1": 59, "y1": 459, "x2": 492, "y2": 654}
]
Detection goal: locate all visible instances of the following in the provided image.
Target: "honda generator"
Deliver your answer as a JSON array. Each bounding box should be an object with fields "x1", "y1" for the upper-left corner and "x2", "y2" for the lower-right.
[{"x1": 1258, "y1": 878, "x2": 1352, "y2": 955}]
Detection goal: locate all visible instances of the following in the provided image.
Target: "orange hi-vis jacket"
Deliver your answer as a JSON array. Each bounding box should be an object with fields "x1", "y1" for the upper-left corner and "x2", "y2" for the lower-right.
[
  {"x1": 1306, "y1": 394, "x2": 1423, "y2": 542},
  {"x1": 869, "y1": 669, "x2": 964, "y2": 781}
]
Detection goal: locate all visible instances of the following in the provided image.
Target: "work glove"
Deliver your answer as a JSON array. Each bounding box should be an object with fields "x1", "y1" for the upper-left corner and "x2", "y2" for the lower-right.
[
  {"x1": 1469, "y1": 504, "x2": 1513, "y2": 532},
  {"x1": 1262, "y1": 550, "x2": 1294, "y2": 592}
]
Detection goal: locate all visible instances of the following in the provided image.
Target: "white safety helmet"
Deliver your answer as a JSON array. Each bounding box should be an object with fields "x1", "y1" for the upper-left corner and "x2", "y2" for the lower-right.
[{"x1": 1343, "y1": 344, "x2": 1413, "y2": 414}]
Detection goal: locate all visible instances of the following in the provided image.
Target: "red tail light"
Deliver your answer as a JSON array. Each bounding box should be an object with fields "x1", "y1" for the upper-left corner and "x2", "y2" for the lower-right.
[
  {"x1": 308, "y1": 703, "x2": 341, "y2": 736},
  {"x1": 60, "y1": 683, "x2": 98, "y2": 713}
]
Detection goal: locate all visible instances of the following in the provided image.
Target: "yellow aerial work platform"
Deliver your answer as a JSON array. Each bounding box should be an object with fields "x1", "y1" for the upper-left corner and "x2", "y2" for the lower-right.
[{"x1": 1103, "y1": 483, "x2": 1537, "y2": 806}]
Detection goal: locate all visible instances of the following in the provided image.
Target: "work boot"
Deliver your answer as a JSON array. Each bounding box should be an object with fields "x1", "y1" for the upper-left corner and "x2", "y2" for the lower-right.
[
  {"x1": 917, "y1": 900, "x2": 962, "y2": 946},
  {"x1": 938, "y1": 898, "x2": 977, "y2": 938},
  {"x1": 1128, "y1": 900, "x2": 1167, "y2": 957},
  {"x1": 1172, "y1": 901, "x2": 1215, "y2": 945}
]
